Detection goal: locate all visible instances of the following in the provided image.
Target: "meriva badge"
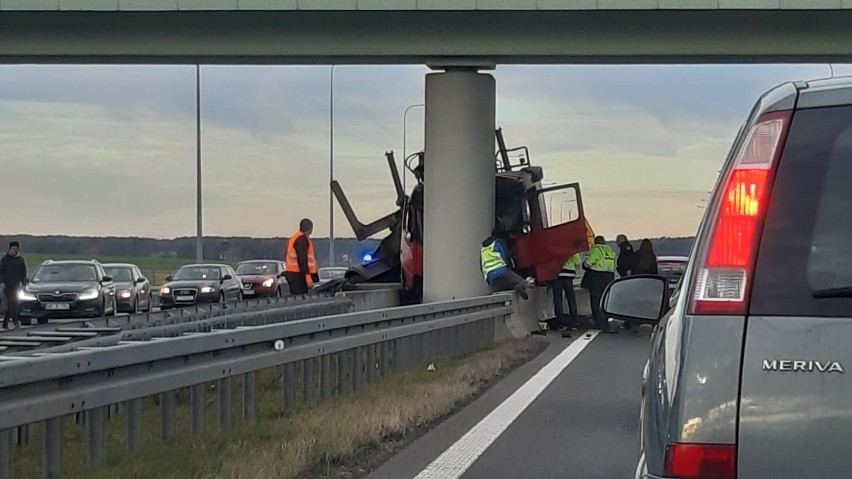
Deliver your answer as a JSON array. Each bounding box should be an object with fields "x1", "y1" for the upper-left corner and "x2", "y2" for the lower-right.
[{"x1": 763, "y1": 359, "x2": 844, "y2": 373}]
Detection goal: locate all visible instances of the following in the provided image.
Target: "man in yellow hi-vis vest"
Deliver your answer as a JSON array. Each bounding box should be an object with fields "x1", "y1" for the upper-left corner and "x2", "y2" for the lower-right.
[
  {"x1": 583, "y1": 235, "x2": 617, "y2": 333},
  {"x1": 481, "y1": 228, "x2": 530, "y2": 300},
  {"x1": 549, "y1": 252, "x2": 581, "y2": 338}
]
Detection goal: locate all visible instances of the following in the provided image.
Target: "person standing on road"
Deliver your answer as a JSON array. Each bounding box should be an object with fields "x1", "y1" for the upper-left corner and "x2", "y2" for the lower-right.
[
  {"x1": 285, "y1": 219, "x2": 319, "y2": 295},
  {"x1": 549, "y1": 252, "x2": 581, "y2": 338},
  {"x1": 616, "y1": 234, "x2": 635, "y2": 278},
  {"x1": 0, "y1": 241, "x2": 26, "y2": 330},
  {"x1": 633, "y1": 239, "x2": 658, "y2": 275},
  {"x1": 481, "y1": 228, "x2": 530, "y2": 301},
  {"x1": 583, "y1": 236, "x2": 616, "y2": 334}
]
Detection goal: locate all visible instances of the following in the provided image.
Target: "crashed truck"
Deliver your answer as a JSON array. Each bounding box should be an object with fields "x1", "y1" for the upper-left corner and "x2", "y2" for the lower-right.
[{"x1": 323, "y1": 128, "x2": 594, "y2": 304}]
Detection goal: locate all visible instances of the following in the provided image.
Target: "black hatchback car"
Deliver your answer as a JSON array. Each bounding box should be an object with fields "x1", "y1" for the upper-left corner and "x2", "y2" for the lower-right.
[
  {"x1": 158, "y1": 263, "x2": 243, "y2": 309},
  {"x1": 18, "y1": 260, "x2": 117, "y2": 324}
]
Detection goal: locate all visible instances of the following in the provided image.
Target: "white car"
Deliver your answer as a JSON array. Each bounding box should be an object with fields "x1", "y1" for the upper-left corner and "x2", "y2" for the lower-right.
[
  {"x1": 656, "y1": 255, "x2": 689, "y2": 289},
  {"x1": 316, "y1": 267, "x2": 347, "y2": 287}
]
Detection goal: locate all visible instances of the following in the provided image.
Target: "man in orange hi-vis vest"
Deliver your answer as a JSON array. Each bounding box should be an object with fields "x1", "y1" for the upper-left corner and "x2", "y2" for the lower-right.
[{"x1": 285, "y1": 218, "x2": 319, "y2": 295}]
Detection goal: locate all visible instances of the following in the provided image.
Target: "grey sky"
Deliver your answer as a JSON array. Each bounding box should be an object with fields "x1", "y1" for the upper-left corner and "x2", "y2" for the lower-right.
[{"x1": 0, "y1": 63, "x2": 842, "y2": 240}]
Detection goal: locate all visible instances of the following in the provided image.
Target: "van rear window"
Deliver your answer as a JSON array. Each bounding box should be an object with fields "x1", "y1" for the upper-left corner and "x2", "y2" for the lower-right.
[{"x1": 751, "y1": 104, "x2": 852, "y2": 317}]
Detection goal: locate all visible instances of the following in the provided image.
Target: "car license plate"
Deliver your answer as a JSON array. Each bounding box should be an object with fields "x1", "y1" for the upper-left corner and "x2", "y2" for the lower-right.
[
  {"x1": 243, "y1": 289, "x2": 255, "y2": 295},
  {"x1": 45, "y1": 303, "x2": 70, "y2": 311},
  {"x1": 176, "y1": 295, "x2": 193, "y2": 302}
]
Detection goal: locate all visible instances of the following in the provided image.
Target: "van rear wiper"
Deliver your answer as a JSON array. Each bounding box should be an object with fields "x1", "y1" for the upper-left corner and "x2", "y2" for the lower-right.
[{"x1": 812, "y1": 287, "x2": 852, "y2": 298}]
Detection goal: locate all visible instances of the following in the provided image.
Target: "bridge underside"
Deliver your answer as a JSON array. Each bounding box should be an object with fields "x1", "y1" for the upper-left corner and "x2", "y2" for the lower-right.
[{"x1": 3, "y1": 9, "x2": 852, "y2": 64}]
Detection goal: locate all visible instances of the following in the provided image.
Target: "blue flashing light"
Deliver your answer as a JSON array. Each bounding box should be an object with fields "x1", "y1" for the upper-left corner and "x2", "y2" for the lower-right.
[{"x1": 361, "y1": 252, "x2": 373, "y2": 263}]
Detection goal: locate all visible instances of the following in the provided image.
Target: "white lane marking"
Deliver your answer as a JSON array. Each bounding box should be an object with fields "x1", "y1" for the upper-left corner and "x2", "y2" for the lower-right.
[{"x1": 413, "y1": 331, "x2": 600, "y2": 479}]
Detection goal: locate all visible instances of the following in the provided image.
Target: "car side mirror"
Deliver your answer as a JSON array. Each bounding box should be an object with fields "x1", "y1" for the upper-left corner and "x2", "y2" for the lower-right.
[
  {"x1": 165, "y1": 275, "x2": 173, "y2": 282},
  {"x1": 222, "y1": 275, "x2": 233, "y2": 281},
  {"x1": 602, "y1": 275, "x2": 669, "y2": 324},
  {"x1": 101, "y1": 275, "x2": 113, "y2": 283},
  {"x1": 135, "y1": 277, "x2": 146, "y2": 284}
]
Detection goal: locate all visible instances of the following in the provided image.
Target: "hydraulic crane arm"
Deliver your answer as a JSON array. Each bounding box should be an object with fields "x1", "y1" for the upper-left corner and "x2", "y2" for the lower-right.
[{"x1": 330, "y1": 150, "x2": 406, "y2": 242}]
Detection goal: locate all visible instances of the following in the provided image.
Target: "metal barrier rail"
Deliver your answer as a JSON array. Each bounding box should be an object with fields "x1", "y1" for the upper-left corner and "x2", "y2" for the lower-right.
[
  {"x1": 1, "y1": 298, "x2": 352, "y2": 358},
  {"x1": 0, "y1": 294, "x2": 512, "y2": 479},
  {"x1": 0, "y1": 292, "x2": 344, "y2": 354}
]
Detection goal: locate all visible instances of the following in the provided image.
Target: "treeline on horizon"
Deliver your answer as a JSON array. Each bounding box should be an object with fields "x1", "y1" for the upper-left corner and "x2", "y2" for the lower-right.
[
  {"x1": 0, "y1": 234, "x2": 695, "y2": 263},
  {"x1": 0, "y1": 234, "x2": 381, "y2": 265}
]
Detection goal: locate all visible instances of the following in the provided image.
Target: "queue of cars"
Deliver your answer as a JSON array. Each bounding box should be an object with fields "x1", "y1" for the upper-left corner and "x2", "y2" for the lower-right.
[{"x1": 12, "y1": 257, "x2": 340, "y2": 324}]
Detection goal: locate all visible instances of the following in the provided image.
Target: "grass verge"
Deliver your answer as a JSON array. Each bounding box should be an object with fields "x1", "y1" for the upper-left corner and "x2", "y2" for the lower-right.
[{"x1": 11, "y1": 337, "x2": 547, "y2": 479}]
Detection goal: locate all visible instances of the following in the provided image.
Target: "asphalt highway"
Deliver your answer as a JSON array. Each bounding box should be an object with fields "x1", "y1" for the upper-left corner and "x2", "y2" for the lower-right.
[{"x1": 367, "y1": 328, "x2": 650, "y2": 479}]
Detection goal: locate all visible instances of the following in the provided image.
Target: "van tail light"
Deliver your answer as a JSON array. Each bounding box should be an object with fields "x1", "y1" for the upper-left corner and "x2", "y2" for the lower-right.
[
  {"x1": 665, "y1": 443, "x2": 737, "y2": 479},
  {"x1": 690, "y1": 110, "x2": 791, "y2": 315}
]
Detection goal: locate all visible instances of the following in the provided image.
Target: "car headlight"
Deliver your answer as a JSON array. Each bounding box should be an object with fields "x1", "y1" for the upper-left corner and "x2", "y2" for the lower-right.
[
  {"x1": 262, "y1": 278, "x2": 274, "y2": 288},
  {"x1": 119, "y1": 290, "x2": 132, "y2": 299},
  {"x1": 17, "y1": 290, "x2": 37, "y2": 302},
  {"x1": 160, "y1": 287, "x2": 170, "y2": 295},
  {"x1": 200, "y1": 286, "x2": 215, "y2": 294},
  {"x1": 79, "y1": 289, "x2": 99, "y2": 301}
]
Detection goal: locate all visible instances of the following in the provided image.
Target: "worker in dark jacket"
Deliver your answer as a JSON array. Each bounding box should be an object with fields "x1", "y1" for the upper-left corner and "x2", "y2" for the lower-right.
[
  {"x1": 616, "y1": 234, "x2": 635, "y2": 278},
  {"x1": 285, "y1": 219, "x2": 320, "y2": 295},
  {"x1": 0, "y1": 241, "x2": 27, "y2": 329}
]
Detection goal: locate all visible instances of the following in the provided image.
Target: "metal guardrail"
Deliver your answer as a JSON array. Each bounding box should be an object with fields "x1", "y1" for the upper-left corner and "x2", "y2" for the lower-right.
[
  {"x1": 0, "y1": 294, "x2": 512, "y2": 479},
  {"x1": 0, "y1": 293, "x2": 346, "y2": 354}
]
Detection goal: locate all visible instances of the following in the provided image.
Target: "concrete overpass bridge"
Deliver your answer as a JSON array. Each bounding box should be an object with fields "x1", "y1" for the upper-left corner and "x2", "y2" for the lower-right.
[{"x1": 2, "y1": 1, "x2": 852, "y2": 64}]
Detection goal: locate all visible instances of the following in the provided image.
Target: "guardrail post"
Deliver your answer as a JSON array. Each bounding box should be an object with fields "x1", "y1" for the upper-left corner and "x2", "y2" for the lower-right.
[
  {"x1": 86, "y1": 407, "x2": 106, "y2": 468},
  {"x1": 475, "y1": 320, "x2": 483, "y2": 352},
  {"x1": 390, "y1": 339, "x2": 399, "y2": 374},
  {"x1": 367, "y1": 345, "x2": 377, "y2": 384},
  {"x1": 380, "y1": 341, "x2": 391, "y2": 378},
  {"x1": 421, "y1": 331, "x2": 431, "y2": 364},
  {"x1": 430, "y1": 330, "x2": 440, "y2": 360},
  {"x1": 302, "y1": 359, "x2": 315, "y2": 405},
  {"x1": 1, "y1": 428, "x2": 12, "y2": 479},
  {"x1": 352, "y1": 346, "x2": 363, "y2": 392},
  {"x1": 219, "y1": 377, "x2": 233, "y2": 429},
  {"x1": 16, "y1": 425, "x2": 28, "y2": 448},
  {"x1": 283, "y1": 363, "x2": 295, "y2": 413},
  {"x1": 160, "y1": 391, "x2": 176, "y2": 443},
  {"x1": 190, "y1": 385, "x2": 205, "y2": 434},
  {"x1": 242, "y1": 373, "x2": 256, "y2": 421},
  {"x1": 339, "y1": 351, "x2": 351, "y2": 395},
  {"x1": 43, "y1": 417, "x2": 62, "y2": 479},
  {"x1": 126, "y1": 399, "x2": 143, "y2": 452},
  {"x1": 321, "y1": 355, "x2": 331, "y2": 400}
]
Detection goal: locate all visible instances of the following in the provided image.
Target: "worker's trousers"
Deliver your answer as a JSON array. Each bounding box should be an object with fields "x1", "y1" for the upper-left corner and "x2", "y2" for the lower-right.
[{"x1": 585, "y1": 270, "x2": 614, "y2": 330}]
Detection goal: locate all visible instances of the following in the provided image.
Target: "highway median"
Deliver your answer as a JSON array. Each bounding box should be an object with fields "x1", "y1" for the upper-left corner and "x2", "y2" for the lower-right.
[{"x1": 11, "y1": 336, "x2": 547, "y2": 479}]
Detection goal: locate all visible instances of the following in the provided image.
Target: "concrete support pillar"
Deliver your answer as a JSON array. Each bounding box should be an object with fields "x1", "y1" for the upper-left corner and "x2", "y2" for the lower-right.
[{"x1": 423, "y1": 68, "x2": 496, "y2": 303}]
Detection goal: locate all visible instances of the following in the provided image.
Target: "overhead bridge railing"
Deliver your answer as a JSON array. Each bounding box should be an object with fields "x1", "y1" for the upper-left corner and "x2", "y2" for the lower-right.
[{"x1": 0, "y1": 294, "x2": 512, "y2": 479}]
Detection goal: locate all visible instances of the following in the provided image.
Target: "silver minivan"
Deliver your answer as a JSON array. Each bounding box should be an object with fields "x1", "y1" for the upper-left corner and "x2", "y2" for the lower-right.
[{"x1": 603, "y1": 77, "x2": 852, "y2": 479}]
